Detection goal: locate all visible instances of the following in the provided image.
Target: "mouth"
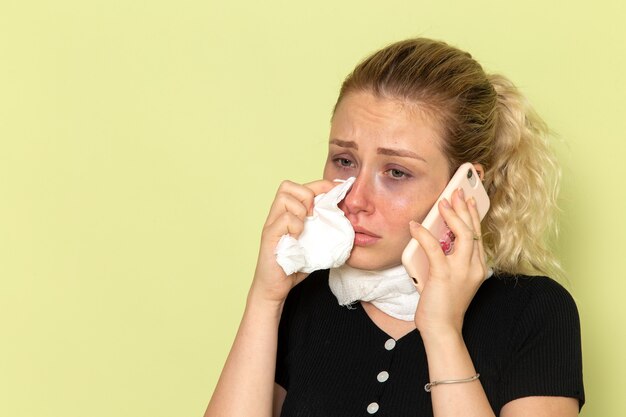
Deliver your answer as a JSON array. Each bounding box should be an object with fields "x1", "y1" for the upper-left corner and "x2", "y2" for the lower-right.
[{"x1": 352, "y1": 226, "x2": 381, "y2": 246}]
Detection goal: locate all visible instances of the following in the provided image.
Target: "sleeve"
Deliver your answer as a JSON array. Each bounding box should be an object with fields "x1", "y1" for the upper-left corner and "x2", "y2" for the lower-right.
[{"x1": 498, "y1": 278, "x2": 585, "y2": 411}]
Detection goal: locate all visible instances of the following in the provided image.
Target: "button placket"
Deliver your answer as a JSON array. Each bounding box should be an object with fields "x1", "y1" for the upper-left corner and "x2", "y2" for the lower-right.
[{"x1": 364, "y1": 337, "x2": 397, "y2": 414}]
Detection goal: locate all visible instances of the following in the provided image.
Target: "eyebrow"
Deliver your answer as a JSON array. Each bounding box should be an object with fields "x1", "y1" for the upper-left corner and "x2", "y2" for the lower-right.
[
  {"x1": 329, "y1": 139, "x2": 358, "y2": 149},
  {"x1": 377, "y1": 147, "x2": 427, "y2": 163},
  {"x1": 329, "y1": 139, "x2": 427, "y2": 163}
]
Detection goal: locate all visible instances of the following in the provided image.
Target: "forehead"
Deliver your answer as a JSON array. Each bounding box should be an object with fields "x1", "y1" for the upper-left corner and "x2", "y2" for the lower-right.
[{"x1": 330, "y1": 91, "x2": 443, "y2": 152}]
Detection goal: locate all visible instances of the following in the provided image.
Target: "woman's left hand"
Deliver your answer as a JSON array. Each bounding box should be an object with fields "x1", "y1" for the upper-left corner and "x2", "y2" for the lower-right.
[{"x1": 410, "y1": 188, "x2": 489, "y2": 338}]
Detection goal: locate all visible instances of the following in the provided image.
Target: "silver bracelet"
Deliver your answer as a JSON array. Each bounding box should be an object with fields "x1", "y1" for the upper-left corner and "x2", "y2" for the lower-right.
[{"x1": 424, "y1": 373, "x2": 480, "y2": 392}]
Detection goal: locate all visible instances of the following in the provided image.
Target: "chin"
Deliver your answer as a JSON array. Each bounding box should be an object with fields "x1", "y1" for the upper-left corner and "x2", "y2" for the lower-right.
[{"x1": 345, "y1": 250, "x2": 400, "y2": 271}]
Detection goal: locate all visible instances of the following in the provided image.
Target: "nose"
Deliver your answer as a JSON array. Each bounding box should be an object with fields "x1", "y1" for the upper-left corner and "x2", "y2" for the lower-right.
[{"x1": 340, "y1": 174, "x2": 374, "y2": 215}]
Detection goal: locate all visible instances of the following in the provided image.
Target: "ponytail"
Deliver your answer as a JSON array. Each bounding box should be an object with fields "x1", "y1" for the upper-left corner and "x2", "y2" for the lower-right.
[{"x1": 483, "y1": 74, "x2": 563, "y2": 279}]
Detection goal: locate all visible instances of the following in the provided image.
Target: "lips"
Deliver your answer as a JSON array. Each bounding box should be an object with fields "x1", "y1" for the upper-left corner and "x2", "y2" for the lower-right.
[{"x1": 352, "y1": 226, "x2": 381, "y2": 246}]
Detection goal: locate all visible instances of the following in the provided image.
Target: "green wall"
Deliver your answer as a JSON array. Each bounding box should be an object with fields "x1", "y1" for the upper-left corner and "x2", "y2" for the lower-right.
[{"x1": 1, "y1": 1, "x2": 623, "y2": 416}]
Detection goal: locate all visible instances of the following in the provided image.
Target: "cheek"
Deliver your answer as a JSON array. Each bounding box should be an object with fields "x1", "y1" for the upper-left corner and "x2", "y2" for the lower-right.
[
  {"x1": 323, "y1": 160, "x2": 341, "y2": 181},
  {"x1": 382, "y1": 198, "x2": 418, "y2": 229},
  {"x1": 381, "y1": 189, "x2": 436, "y2": 227}
]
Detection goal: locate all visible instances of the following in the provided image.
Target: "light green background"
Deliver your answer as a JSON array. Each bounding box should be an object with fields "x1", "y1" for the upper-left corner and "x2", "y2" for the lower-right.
[{"x1": 1, "y1": 1, "x2": 624, "y2": 416}]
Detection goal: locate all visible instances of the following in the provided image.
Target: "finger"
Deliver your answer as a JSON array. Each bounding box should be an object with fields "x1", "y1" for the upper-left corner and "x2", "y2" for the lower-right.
[
  {"x1": 304, "y1": 179, "x2": 336, "y2": 196},
  {"x1": 438, "y1": 198, "x2": 476, "y2": 260},
  {"x1": 266, "y1": 192, "x2": 309, "y2": 225},
  {"x1": 265, "y1": 180, "x2": 316, "y2": 225},
  {"x1": 467, "y1": 197, "x2": 488, "y2": 276},
  {"x1": 264, "y1": 211, "x2": 306, "y2": 242},
  {"x1": 467, "y1": 197, "x2": 483, "y2": 245},
  {"x1": 270, "y1": 180, "x2": 336, "y2": 218},
  {"x1": 408, "y1": 220, "x2": 449, "y2": 288},
  {"x1": 450, "y1": 188, "x2": 474, "y2": 231},
  {"x1": 279, "y1": 179, "x2": 317, "y2": 210}
]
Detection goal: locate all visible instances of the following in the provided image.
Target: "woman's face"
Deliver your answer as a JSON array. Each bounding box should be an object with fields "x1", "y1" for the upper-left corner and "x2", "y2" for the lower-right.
[{"x1": 323, "y1": 91, "x2": 451, "y2": 270}]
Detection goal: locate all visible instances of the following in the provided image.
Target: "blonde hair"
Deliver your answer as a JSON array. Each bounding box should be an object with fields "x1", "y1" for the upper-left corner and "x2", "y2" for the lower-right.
[{"x1": 335, "y1": 38, "x2": 563, "y2": 279}]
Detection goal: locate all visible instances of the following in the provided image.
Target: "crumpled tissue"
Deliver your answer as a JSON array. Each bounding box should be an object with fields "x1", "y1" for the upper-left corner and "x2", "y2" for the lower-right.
[{"x1": 275, "y1": 177, "x2": 356, "y2": 275}]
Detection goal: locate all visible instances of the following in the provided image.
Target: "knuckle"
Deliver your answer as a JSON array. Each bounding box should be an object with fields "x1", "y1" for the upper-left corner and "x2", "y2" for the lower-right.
[
  {"x1": 279, "y1": 179, "x2": 293, "y2": 188},
  {"x1": 274, "y1": 192, "x2": 289, "y2": 205},
  {"x1": 457, "y1": 227, "x2": 475, "y2": 241},
  {"x1": 295, "y1": 205, "x2": 308, "y2": 219},
  {"x1": 302, "y1": 187, "x2": 315, "y2": 201},
  {"x1": 278, "y1": 180, "x2": 295, "y2": 193},
  {"x1": 270, "y1": 212, "x2": 290, "y2": 231},
  {"x1": 289, "y1": 222, "x2": 304, "y2": 236},
  {"x1": 290, "y1": 202, "x2": 302, "y2": 214},
  {"x1": 285, "y1": 216, "x2": 304, "y2": 234},
  {"x1": 281, "y1": 211, "x2": 297, "y2": 223}
]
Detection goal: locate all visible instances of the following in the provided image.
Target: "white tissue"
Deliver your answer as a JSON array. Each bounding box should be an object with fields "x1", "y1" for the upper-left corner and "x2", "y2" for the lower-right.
[{"x1": 275, "y1": 177, "x2": 356, "y2": 275}]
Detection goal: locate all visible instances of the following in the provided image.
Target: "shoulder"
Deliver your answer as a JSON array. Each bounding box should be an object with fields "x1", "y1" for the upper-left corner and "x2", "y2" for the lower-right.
[
  {"x1": 475, "y1": 273, "x2": 583, "y2": 372},
  {"x1": 474, "y1": 273, "x2": 580, "y2": 319},
  {"x1": 285, "y1": 269, "x2": 332, "y2": 306},
  {"x1": 466, "y1": 273, "x2": 583, "y2": 362},
  {"x1": 280, "y1": 269, "x2": 334, "y2": 323}
]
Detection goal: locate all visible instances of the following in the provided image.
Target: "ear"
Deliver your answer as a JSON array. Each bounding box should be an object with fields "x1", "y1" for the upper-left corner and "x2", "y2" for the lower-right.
[{"x1": 472, "y1": 163, "x2": 485, "y2": 181}]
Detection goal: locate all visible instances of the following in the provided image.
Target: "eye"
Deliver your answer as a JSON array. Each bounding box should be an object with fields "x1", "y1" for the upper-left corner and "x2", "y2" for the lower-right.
[
  {"x1": 385, "y1": 168, "x2": 409, "y2": 179},
  {"x1": 333, "y1": 158, "x2": 355, "y2": 169}
]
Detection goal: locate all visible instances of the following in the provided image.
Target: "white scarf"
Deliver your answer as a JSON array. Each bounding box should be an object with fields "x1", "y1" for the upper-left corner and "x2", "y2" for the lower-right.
[{"x1": 328, "y1": 263, "x2": 419, "y2": 321}]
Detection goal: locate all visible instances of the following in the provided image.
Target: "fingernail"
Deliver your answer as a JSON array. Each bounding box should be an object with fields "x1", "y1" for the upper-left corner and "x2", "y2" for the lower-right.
[
  {"x1": 441, "y1": 198, "x2": 451, "y2": 209},
  {"x1": 409, "y1": 220, "x2": 421, "y2": 228},
  {"x1": 458, "y1": 187, "x2": 465, "y2": 200},
  {"x1": 469, "y1": 197, "x2": 476, "y2": 207}
]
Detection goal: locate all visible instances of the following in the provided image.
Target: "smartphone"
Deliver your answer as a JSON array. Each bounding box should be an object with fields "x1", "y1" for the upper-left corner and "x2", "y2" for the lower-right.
[{"x1": 401, "y1": 163, "x2": 490, "y2": 288}]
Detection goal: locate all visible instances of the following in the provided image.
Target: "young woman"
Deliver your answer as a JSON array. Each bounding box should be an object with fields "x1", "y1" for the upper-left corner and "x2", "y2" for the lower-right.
[{"x1": 205, "y1": 38, "x2": 584, "y2": 417}]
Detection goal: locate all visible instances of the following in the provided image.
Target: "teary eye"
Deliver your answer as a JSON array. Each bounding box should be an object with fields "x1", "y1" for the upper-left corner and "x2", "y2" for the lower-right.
[
  {"x1": 339, "y1": 158, "x2": 352, "y2": 167},
  {"x1": 334, "y1": 157, "x2": 355, "y2": 168},
  {"x1": 389, "y1": 168, "x2": 407, "y2": 178}
]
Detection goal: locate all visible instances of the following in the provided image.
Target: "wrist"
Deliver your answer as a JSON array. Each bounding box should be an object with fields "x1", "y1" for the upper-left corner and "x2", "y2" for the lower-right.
[
  {"x1": 419, "y1": 325, "x2": 464, "y2": 348},
  {"x1": 419, "y1": 328, "x2": 477, "y2": 385},
  {"x1": 247, "y1": 284, "x2": 286, "y2": 314}
]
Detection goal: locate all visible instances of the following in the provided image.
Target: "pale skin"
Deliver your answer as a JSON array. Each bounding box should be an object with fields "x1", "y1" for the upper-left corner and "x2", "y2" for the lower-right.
[{"x1": 204, "y1": 91, "x2": 579, "y2": 417}]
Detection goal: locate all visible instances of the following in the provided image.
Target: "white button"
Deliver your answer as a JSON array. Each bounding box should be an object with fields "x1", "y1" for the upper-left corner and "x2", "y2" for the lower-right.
[
  {"x1": 367, "y1": 402, "x2": 379, "y2": 414},
  {"x1": 384, "y1": 338, "x2": 396, "y2": 350},
  {"x1": 377, "y1": 371, "x2": 389, "y2": 382}
]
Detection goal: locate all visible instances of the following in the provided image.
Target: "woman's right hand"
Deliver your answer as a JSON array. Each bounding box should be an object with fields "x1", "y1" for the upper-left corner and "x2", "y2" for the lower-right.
[{"x1": 249, "y1": 179, "x2": 336, "y2": 305}]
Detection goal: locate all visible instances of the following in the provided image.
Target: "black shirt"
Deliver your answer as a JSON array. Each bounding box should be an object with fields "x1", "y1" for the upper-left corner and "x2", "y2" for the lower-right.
[{"x1": 275, "y1": 270, "x2": 584, "y2": 416}]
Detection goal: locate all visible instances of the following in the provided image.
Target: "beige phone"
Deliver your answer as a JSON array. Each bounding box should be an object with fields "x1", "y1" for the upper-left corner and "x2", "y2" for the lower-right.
[{"x1": 401, "y1": 163, "x2": 490, "y2": 288}]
